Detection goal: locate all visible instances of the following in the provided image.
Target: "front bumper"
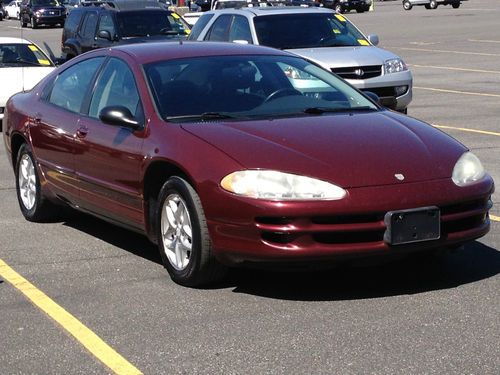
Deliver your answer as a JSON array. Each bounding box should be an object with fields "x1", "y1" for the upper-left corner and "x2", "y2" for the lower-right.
[
  {"x1": 34, "y1": 14, "x2": 65, "y2": 25},
  {"x1": 204, "y1": 176, "x2": 493, "y2": 265}
]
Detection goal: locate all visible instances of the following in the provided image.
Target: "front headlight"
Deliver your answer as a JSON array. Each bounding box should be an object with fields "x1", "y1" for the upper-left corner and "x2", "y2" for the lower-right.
[
  {"x1": 452, "y1": 152, "x2": 486, "y2": 186},
  {"x1": 221, "y1": 170, "x2": 346, "y2": 200},
  {"x1": 384, "y1": 58, "x2": 408, "y2": 74}
]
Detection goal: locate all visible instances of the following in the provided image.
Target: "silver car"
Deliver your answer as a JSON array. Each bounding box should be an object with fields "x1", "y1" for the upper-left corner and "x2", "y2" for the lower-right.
[{"x1": 189, "y1": 7, "x2": 412, "y2": 112}]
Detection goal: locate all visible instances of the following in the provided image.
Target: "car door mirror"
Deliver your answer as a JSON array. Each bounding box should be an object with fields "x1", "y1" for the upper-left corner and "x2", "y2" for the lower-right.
[
  {"x1": 367, "y1": 34, "x2": 379, "y2": 46},
  {"x1": 97, "y1": 30, "x2": 112, "y2": 41},
  {"x1": 363, "y1": 91, "x2": 381, "y2": 105},
  {"x1": 99, "y1": 106, "x2": 141, "y2": 130}
]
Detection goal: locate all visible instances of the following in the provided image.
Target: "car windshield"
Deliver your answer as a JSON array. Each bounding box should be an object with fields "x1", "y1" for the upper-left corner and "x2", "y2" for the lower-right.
[
  {"x1": 33, "y1": 0, "x2": 60, "y2": 5},
  {"x1": 117, "y1": 11, "x2": 189, "y2": 37},
  {"x1": 254, "y1": 13, "x2": 369, "y2": 49},
  {"x1": 144, "y1": 55, "x2": 377, "y2": 122},
  {"x1": 0, "y1": 43, "x2": 53, "y2": 67}
]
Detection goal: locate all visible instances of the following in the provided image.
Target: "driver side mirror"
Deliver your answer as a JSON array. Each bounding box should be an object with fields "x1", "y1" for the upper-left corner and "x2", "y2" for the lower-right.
[
  {"x1": 97, "y1": 30, "x2": 112, "y2": 41},
  {"x1": 99, "y1": 106, "x2": 142, "y2": 130},
  {"x1": 367, "y1": 34, "x2": 379, "y2": 46}
]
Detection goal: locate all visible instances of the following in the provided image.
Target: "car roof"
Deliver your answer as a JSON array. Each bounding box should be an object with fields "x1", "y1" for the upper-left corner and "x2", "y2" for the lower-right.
[
  {"x1": 207, "y1": 6, "x2": 333, "y2": 16},
  {"x1": 0, "y1": 37, "x2": 32, "y2": 45},
  {"x1": 100, "y1": 41, "x2": 294, "y2": 64}
]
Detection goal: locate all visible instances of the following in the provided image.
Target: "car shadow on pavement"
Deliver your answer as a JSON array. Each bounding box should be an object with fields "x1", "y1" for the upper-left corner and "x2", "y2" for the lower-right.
[{"x1": 227, "y1": 242, "x2": 500, "y2": 301}]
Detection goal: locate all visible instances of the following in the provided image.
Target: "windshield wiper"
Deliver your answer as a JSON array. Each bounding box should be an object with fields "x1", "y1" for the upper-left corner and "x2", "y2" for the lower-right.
[
  {"x1": 166, "y1": 112, "x2": 239, "y2": 121},
  {"x1": 304, "y1": 106, "x2": 375, "y2": 114},
  {"x1": 9, "y1": 59, "x2": 45, "y2": 67}
]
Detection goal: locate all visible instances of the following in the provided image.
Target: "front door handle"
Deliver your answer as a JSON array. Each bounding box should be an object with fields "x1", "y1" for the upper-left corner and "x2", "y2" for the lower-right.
[{"x1": 76, "y1": 126, "x2": 88, "y2": 138}]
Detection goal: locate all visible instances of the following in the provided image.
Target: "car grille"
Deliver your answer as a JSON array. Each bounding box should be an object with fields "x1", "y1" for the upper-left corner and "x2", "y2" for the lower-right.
[
  {"x1": 255, "y1": 197, "x2": 491, "y2": 248},
  {"x1": 331, "y1": 65, "x2": 382, "y2": 80},
  {"x1": 41, "y1": 9, "x2": 61, "y2": 16}
]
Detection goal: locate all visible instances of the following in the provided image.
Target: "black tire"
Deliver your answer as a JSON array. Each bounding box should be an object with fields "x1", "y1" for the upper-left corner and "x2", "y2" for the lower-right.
[
  {"x1": 424, "y1": 4, "x2": 431, "y2": 9},
  {"x1": 430, "y1": 0, "x2": 438, "y2": 9},
  {"x1": 31, "y1": 16, "x2": 37, "y2": 29},
  {"x1": 334, "y1": 4, "x2": 343, "y2": 13},
  {"x1": 15, "y1": 144, "x2": 60, "y2": 222},
  {"x1": 156, "y1": 176, "x2": 227, "y2": 287},
  {"x1": 403, "y1": 1, "x2": 412, "y2": 10},
  {"x1": 356, "y1": 9, "x2": 365, "y2": 13},
  {"x1": 20, "y1": 16, "x2": 27, "y2": 27},
  {"x1": 452, "y1": 2, "x2": 460, "y2": 8}
]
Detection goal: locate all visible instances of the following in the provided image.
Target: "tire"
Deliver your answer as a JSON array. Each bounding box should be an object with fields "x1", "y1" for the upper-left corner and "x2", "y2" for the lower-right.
[
  {"x1": 15, "y1": 144, "x2": 60, "y2": 222},
  {"x1": 334, "y1": 4, "x2": 343, "y2": 13},
  {"x1": 356, "y1": 9, "x2": 365, "y2": 13},
  {"x1": 31, "y1": 16, "x2": 37, "y2": 29},
  {"x1": 424, "y1": 4, "x2": 431, "y2": 9},
  {"x1": 403, "y1": 1, "x2": 412, "y2": 10},
  {"x1": 430, "y1": 0, "x2": 438, "y2": 9},
  {"x1": 156, "y1": 176, "x2": 227, "y2": 287},
  {"x1": 452, "y1": 2, "x2": 460, "y2": 8},
  {"x1": 20, "y1": 16, "x2": 27, "y2": 27}
]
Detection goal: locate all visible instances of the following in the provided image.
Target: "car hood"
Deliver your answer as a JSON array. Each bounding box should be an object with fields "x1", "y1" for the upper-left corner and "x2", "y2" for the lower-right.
[
  {"x1": 0, "y1": 66, "x2": 54, "y2": 105},
  {"x1": 285, "y1": 46, "x2": 399, "y2": 69},
  {"x1": 181, "y1": 111, "x2": 466, "y2": 188}
]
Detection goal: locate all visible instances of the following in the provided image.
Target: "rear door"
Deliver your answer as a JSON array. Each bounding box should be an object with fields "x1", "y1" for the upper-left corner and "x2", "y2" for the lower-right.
[
  {"x1": 78, "y1": 10, "x2": 99, "y2": 53},
  {"x1": 30, "y1": 56, "x2": 105, "y2": 202}
]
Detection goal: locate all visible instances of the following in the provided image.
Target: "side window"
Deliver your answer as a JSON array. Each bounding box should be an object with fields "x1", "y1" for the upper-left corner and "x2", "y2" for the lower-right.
[
  {"x1": 88, "y1": 58, "x2": 143, "y2": 122},
  {"x1": 229, "y1": 16, "x2": 252, "y2": 44},
  {"x1": 81, "y1": 11, "x2": 98, "y2": 39},
  {"x1": 187, "y1": 13, "x2": 214, "y2": 40},
  {"x1": 64, "y1": 10, "x2": 82, "y2": 33},
  {"x1": 98, "y1": 14, "x2": 115, "y2": 36},
  {"x1": 205, "y1": 14, "x2": 232, "y2": 42},
  {"x1": 48, "y1": 57, "x2": 104, "y2": 113}
]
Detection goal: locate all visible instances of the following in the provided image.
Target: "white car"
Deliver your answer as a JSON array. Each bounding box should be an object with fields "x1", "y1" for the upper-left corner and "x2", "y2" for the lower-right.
[
  {"x1": 0, "y1": 37, "x2": 55, "y2": 126},
  {"x1": 4, "y1": 0, "x2": 22, "y2": 19}
]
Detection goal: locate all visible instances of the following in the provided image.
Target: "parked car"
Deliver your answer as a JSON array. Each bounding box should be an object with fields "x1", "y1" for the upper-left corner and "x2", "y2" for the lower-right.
[
  {"x1": 189, "y1": 7, "x2": 412, "y2": 112},
  {"x1": 19, "y1": 0, "x2": 67, "y2": 28},
  {"x1": 3, "y1": 42, "x2": 493, "y2": 286},
  {"x1": 61, "y1": 1, "x2": 190, "y2": 60},
  {"x1": 321, "y1": 0, "x2": 372, "y2": 13},
  {"x1": 0, "y1": 37, "x2": 55, "y2": 130},
  {"x1": 4, "y1": 0, "x2": 22, "y2": 19},
  {"x1": 402, "y1": 0, "x2": 465, "y2": 10}
]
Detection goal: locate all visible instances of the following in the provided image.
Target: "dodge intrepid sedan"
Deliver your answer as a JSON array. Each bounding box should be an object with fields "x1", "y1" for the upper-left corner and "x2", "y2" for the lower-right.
[{"x1": 2, "y1": 42, "x2": 493, "y2": 286}]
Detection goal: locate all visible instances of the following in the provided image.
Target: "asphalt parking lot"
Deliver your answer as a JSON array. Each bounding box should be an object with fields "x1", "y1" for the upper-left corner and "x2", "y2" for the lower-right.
[{"x1": 1, "y1": 1, "x2": 499, "y2": 373}]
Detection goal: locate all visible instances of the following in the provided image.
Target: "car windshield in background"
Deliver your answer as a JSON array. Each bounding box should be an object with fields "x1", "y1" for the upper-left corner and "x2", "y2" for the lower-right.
[
  {"x1": 145, "y1": 55, "x2": 377, "y2": 122},
  {"x1": 117, "y1": 11, "x2": 189, "y2": 37},
  {"x1": 33, "y1": 0, "x2": 60, "y2": 5},
  {"x1": 0, "y1": 44, "x2": 53, "y2": 67},
  {"x1": 254, "y1": 13, "x2": 369, "y2": 49}
]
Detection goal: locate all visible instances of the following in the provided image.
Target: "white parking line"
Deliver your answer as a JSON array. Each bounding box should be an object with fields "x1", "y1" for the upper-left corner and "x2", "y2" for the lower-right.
[
  {"x1": 396, "y1": 47, "x2": 500, "y2": 57},
  {"x1": 410, "y1": 64, "x2": 500, "y2": 74},
  {"x1": 414, "y1": 86, "x2": 500, "y2": 98},
  {"x1": 468, "y1": 39, "x2": 500, "y2": 44}
]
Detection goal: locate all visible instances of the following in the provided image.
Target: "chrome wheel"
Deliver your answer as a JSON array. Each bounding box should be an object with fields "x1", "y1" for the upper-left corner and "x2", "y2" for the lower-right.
[
  {"x1": 161, "y1": 194, "x2": 193, "y2": 271},
  {"x1": 18, "y1": 153, "x2": 36, "y2": 210}
]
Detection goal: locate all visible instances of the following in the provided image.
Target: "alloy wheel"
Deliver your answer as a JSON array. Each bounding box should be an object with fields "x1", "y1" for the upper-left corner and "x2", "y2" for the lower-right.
[{"x1": 18, "y1": 153, "x2": 36, "y2": 210}]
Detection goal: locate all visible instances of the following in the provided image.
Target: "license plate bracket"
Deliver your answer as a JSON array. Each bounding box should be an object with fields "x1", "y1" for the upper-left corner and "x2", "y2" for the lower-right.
[{"x1": 384, "y1": 206, "x2": 440, "y2": 245}]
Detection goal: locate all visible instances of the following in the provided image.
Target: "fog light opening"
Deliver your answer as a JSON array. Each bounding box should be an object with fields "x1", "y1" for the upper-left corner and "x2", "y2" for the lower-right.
[{"x1": 395, "y1": 85, "x2": 409, "y2": 97}]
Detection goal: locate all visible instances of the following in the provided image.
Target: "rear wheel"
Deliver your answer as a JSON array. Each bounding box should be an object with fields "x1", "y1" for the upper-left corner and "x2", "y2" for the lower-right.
[
  {"x1": 20, "y1": 15, "x2": 27, "y2": 27},
  {"x1": 30, "y1": 16, "x2": 37, "y2": 29},
  {"x1": 334, "y1": 4, "x2": 344, "y2": 13},
  {"x1": 424, "y1": 4, "x2": 431, "y2": 9},
  {"x1": 452, "y1": 2, "x2": 460, "y2": 8},
  {"x1": 157, "y1": 176, "x2": 227, "y2": 287},
  {"x1": 403, "y1": 1, "x2": 412, "y2": 10},
  {"x1": 15, "y1": 144, "x2": 60, "y2": 222},
  {"x1": 430, "y1": 0, "x2": 438, "y2": 9}
]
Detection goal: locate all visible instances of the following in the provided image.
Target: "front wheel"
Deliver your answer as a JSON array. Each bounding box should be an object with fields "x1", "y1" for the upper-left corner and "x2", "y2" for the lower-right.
[
  {"x1": 334, "y1": 4, "x2": 344, "y2": 13},
  {"x1": 157, "y1": 176, "x2": 227, "y2": 287},
  {"x1": 430, "y1": 0, "x2": 438, "y2": 9},
  {"x1": 452, "y1": 2, "x2": 460, "y2": 8},
  {"x1": 15, "y1": 144, "x2": 60, "y2": 222},
  {"x1": 20, "y1": 15, "x2": 27, "y2": 27},
  {"x1": 30, "y1": 16, "x2": 37, "y2": 29}
]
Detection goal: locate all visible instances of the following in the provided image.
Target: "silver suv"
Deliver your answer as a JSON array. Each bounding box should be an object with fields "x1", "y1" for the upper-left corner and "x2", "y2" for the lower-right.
[
  {"x1": 402, "y1": 0, "x2": 465, "y2": 10},
  {"x1": 189, "y1": 7, "x2": 412, "y2": 112}
]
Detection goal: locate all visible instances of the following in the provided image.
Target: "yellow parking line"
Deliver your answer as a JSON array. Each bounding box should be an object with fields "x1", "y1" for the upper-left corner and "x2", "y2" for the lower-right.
[
  {"x1": 414, "y1": 86, "x2": 500, "y2": 98},
  {"x1": 490, "y1": 215, "x2": 500, "y2": 222},
  {"x1": 410, "y1": 64, "x2": 500, "y2": 74},
  {"x1": 432, "y1": 124, "x2": 500, "y2": 137},
  {"x1": 396, "y1": 47, "x2": 500, "y2": 57},
  {"x1": 0, "y1": 259, "x2": 142, "y2": 375}
]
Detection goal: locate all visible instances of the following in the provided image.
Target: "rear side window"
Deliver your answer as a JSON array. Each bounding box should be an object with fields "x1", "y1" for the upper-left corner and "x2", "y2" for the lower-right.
[
  {"x1": 229, "y1": 15, "x2": 252, "y2": 43},
  {"x1": 48, "y1": 57, "x2": 104, "y2": 113},
  {"x1": 64, "y1": 10, "x2": 83, "y2": 33},
  {"x1": 187, "y1": 13, "x2": 214, "y2": 40},
  {"x1": 205, "y1": 14, "x2": 232, "y2": 41}
]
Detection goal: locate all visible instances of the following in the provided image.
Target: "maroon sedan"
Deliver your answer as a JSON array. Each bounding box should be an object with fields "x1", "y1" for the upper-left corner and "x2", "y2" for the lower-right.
[{"x1": 2, "y1": 42, "x2": 494, "y2": 286}]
